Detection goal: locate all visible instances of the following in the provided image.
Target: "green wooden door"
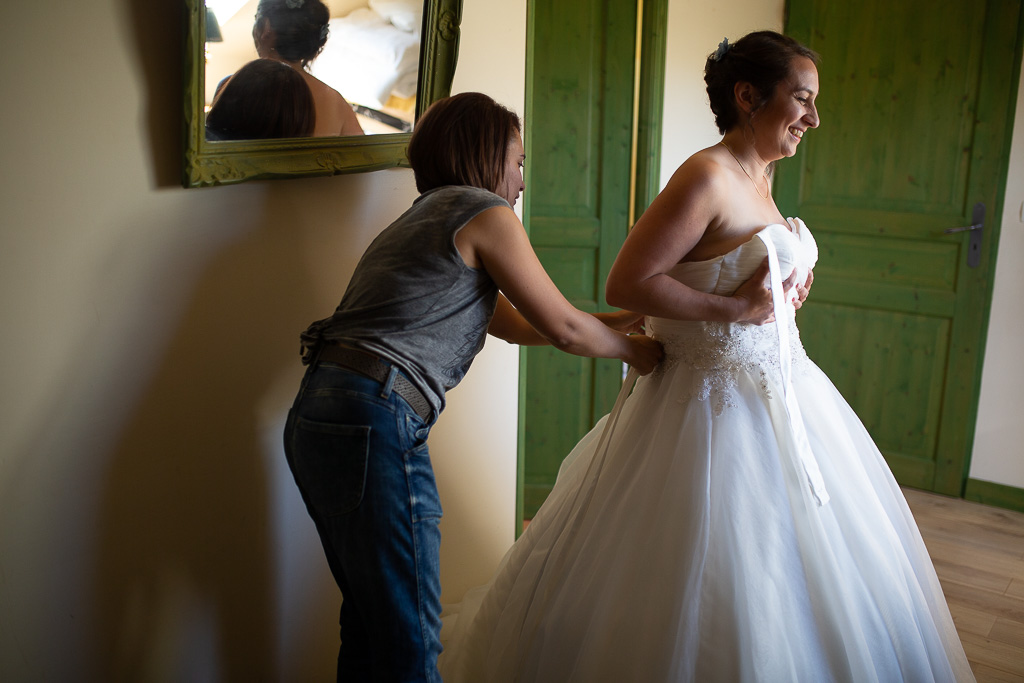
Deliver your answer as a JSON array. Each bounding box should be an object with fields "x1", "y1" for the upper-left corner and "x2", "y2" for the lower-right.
[
  {"x1": 519, "y1": 0, "x2": 639, "y2": 519},
  {"x1": 779, "y1": 0, "x2": 1023, "y2": 495}
]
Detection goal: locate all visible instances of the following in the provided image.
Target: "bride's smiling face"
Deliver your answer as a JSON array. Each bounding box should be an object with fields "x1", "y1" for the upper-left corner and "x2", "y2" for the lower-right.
[{"x1": 755, "y1": 56, "x2": 820, "y2": 160}]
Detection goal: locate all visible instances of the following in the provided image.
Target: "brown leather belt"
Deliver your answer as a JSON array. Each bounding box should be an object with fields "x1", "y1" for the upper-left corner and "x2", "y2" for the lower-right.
[{"x1": 316, "y1": 344, "x2": 433, "y2": 421}]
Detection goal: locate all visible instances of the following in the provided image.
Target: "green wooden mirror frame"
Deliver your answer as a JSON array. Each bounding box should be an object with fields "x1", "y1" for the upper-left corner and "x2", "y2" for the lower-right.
[{"x1": 183, "y1": 0, "x2": 463, "y2": 188}]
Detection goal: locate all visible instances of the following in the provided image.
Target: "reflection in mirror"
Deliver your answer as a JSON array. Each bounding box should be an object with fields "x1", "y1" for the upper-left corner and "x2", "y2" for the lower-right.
[
  {"x1": 205, "y1": 0, "x2": 421, "y2": 137},
  {"x1": 183, "y1": 0, "x2": 463, "y2": 187},
  {"x1": 206, "y1": 58, "x2": 318, "y2": 140}
]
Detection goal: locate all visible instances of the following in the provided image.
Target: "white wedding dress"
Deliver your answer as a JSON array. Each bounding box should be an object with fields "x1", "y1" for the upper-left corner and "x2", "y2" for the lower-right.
[{"x1": 439, "y1": 221, "x2": 975, "y2": 682}]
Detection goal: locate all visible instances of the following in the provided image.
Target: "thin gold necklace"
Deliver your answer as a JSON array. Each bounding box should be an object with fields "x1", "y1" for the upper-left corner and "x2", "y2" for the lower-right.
[{"x1": 719, "y1": 141, "x2": 770, "y2": 199}]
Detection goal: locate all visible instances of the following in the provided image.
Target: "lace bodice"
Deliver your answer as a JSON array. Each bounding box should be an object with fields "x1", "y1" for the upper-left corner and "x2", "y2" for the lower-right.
[{"x1": 649, "y1": 220, "x2": 818, "y2": 414}]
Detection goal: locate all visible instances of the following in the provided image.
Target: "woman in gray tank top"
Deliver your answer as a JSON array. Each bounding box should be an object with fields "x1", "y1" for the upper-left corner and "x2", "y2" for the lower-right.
[{"x1": 283, "y1": 92, "x2": 663, "y2": 683}]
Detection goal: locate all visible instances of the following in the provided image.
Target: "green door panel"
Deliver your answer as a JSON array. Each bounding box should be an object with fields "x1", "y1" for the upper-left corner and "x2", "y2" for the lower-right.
[
  {"x1": 780, "y1": 0, "x2": 1023, "y2": 495},
  {"x1": 798, "y1": 304, "x2": 950, "y2": 488},
  {"x1": 520, "y1": 0, "x2": 638, "y2": 518}
]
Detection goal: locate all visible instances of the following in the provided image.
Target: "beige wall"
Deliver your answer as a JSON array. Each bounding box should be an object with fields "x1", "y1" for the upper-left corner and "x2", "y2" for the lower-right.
[
  {"x1": 0, "y1": 0, "x2": 522, "y2": 678},
  {"x1": 660, "y1": 0, "x2": 786, "y2": 180},
  {"x1": 971, "y1": 62, "x2": 1024, "y2": 489},
  {"x1": 0, "y1": 0, "x2": 1020, "y2": 679}
]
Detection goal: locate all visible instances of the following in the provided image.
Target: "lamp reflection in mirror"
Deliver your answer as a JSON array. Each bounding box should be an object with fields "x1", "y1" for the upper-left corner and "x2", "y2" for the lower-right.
[{"x1": 205, "y1": 9, "x2": 223, "y2": 42}]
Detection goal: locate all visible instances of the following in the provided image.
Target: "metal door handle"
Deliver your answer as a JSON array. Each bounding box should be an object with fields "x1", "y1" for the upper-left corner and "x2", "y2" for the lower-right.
[
  {"x1": 944, "y1": 202, "x2": 985, "y2": 268},
  {"x1": 944, "y1": 223, "x2": 983, "y2": 234}
]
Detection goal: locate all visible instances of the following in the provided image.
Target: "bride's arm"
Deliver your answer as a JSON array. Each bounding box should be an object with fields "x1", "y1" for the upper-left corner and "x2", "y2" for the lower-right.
[{"x1": 606, "y1": 157, "x2": 775, "y2": 325}]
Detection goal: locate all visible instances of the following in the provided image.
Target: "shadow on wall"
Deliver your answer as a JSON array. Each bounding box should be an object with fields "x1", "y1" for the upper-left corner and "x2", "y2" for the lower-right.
[
  {"x1": 92, "y1": 185, "x2": 339, "y2": 680},
  {"x1": 121, "y1": 0, "x2": 186, "y2": 188}
]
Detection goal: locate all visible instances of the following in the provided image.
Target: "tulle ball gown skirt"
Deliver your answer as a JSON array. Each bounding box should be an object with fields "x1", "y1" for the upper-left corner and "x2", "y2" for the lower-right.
[{"x1": 439, "y1": 316, "x2": 975, "y2": 683}]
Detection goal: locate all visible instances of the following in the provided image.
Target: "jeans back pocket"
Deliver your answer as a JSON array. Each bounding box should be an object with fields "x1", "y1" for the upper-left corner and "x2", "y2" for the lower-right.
[{"x1": 291, "y1": 418, "x2": 371, "y2": 518}]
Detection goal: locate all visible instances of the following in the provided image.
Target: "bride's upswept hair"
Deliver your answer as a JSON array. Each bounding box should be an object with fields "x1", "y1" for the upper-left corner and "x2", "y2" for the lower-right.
[
  {"x1": 255, "y1": 0, "x2": 331, "y2": 68},
  {"x1": 408, "y1": 93, "x2": 522, "y2": 195},
  {"x1": 704, "y1": 31, "x2": 819, "y2": 134}
]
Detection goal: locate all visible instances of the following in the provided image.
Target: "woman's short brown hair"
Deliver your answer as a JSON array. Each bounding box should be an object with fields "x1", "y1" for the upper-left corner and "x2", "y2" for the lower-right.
[
  {"x1": 407, "y1": 92, "x2": 522, "y2": 194},
  {"x1": 206, "y1": 59, "x2": 315, "y2": 140}
]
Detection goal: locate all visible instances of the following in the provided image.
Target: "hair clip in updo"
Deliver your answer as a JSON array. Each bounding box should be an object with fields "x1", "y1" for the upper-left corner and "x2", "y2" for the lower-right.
[
  {"x1": 713, "y1": 37, "x2": 731, "y2": 62},
  {"x1": 285, "y1": 0, "x2": 306, "y2": 8}
]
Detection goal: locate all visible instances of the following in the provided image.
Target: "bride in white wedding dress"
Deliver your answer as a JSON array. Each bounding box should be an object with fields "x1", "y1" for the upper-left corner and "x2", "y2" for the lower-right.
[{"x1": 439, "y1": 31, "x2": 975, "y2": 682}]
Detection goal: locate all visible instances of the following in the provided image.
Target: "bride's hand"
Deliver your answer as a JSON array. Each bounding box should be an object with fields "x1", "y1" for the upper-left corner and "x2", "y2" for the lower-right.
[
  {"x1": 732, "y1": 258, "x2": 775, "y2": 325},
  {"x1": 624, "y1": 334, "x2": 664, "y2": 375},
  {"x1": 793, "y1": 269, "x2": 813, "y2": 310}
]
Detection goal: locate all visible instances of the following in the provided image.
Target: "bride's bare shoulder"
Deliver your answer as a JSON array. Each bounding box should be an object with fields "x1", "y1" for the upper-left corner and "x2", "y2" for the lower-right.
[{"x1": 666, "y1": 147, "x2": 733, "y2": 192}]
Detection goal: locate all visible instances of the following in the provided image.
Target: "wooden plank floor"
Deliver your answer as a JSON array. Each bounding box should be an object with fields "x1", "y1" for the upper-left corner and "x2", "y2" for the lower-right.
[{"x1": 903, "y1": 487, "x2": 1024, "y2": 682}]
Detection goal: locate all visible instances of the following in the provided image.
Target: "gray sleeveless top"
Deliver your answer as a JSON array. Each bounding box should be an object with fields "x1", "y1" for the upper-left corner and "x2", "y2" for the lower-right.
[{"x1": 300, "y1": 185, "x2": 510, "y2": 415}]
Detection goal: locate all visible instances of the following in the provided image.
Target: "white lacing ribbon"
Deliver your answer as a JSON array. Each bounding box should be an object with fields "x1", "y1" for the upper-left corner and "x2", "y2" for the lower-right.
[{"x1": 756, "y1": 230, "x2": 830, "y2": 507}]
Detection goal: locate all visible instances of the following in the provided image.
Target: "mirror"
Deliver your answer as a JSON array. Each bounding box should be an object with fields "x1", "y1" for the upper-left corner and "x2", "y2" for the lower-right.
[{"x1": 183, "y1": 0, "x2": 462, "y2": 187}]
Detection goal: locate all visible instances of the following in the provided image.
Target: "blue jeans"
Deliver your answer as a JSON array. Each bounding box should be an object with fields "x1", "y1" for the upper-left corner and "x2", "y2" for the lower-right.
[{"x1": 284, "y1": 358, "x2": 442, "y2": 683}]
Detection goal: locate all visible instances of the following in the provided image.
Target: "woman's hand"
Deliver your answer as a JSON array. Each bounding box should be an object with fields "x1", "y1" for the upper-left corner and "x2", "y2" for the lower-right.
[
  {"x1": 623, "y1": 334, "x2": 664, "y2": 375},
  {"x1": 595, "y1": 310, "x2": 647, "y2": 334}
]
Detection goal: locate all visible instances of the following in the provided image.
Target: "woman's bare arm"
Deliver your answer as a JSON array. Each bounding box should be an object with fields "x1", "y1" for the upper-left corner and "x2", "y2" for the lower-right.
[{"x1": 457, "y1": 207, "x2": 663, "y2": 375}]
